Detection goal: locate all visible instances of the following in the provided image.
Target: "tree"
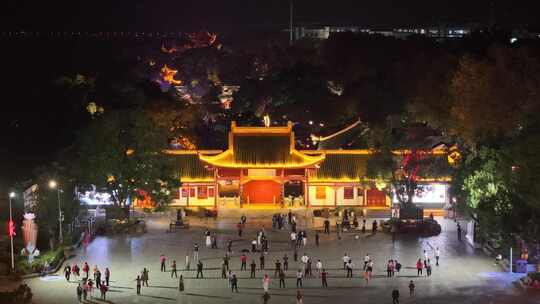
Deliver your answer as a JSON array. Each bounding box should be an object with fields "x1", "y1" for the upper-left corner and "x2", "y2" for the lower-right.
[
  {"x1": 74, "y1": 109, "x2": 178, "y2": 208},
  {"x1": 448, "y1": 47, "x2": 540, "y2": 146}
]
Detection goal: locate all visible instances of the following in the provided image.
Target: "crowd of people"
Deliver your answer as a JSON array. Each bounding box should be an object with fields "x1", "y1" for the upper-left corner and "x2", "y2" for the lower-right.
[{"x1": 64, "y1": 211, "x2": 446, "y2": 303}]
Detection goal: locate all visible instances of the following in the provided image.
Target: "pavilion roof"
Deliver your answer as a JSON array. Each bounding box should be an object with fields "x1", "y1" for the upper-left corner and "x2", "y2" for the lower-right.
[{"x1": 199, "y1": 121, "x2": 325, "y2": 168}]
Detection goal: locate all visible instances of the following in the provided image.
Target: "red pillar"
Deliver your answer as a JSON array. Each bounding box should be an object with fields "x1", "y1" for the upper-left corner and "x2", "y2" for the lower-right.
[
  {"x1": 334, "y1": 185, "x2": 337, "y2": 208},
  {"x1": 213, "y1": 169, "x2": 218, "y2": 209},
  {"x1": 239, "y1": 169, "x2": 244, "y2": 208}
]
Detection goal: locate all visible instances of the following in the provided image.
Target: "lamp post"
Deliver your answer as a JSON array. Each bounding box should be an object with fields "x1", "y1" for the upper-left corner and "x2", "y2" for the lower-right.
[
  {"x1": 49, "y1": 180, "x2": 63, "y2": 244},
  {"x1": 8, "y1": 192, "x2": 16, "y2": 270}
]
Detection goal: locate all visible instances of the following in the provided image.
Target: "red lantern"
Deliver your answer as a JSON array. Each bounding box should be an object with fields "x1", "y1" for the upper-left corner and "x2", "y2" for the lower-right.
[{"x1": 8, "y1": 220, "x2": 16, "y2": 237}]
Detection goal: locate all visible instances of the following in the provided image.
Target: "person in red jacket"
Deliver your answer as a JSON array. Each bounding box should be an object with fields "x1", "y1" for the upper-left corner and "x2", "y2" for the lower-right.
[
  {"x1": 82, "y1": 262, "x2": 90, "y2": 279},
  {"x1": 416, "y1": 259, "x2": 423, "y2": 276}
]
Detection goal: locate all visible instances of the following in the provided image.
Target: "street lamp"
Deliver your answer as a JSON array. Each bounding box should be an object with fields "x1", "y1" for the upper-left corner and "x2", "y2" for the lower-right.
[
  {"x1": 8, "y1": 192, "x2": 16, "y2": 270},
  {"x1": 49, "y1": 180, "x2": 63, "y2": 244}
]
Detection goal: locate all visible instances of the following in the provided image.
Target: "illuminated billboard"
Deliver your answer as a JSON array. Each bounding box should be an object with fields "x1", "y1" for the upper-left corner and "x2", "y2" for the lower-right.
[
  {"x1": 392, "y1": 183, "x2": 447, "y2": 204},
  {"x1": 77, "y1": 185, "x2": 114, "y2": 205}
]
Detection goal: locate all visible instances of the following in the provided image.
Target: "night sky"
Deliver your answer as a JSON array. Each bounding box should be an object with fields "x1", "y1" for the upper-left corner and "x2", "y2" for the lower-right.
[
  {"x1": 2, "y1": 0, "x2": 540, "y2": 31},
  {"x1": 1, "y1": 0, "x2": 539, "y2": 199}
]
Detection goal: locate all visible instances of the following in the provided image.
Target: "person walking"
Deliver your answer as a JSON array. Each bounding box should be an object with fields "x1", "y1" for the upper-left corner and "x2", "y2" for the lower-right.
[
  {"x1": 362, "y1": 219, "x2": 366, "y2": 234},
  {"x1": 99, "y1": 282, "x2": 108, "y2": 300},
  {"x1": 262, "y1": 291, "x2": 271, "y2": 304},
  {"x1": 392, "y1": 288, "x2": 400, "y2": 304},
  {"x1": 227, "y1": 239, "x2": 233, "y2": 255},
  {"x1": 279, "y1": 270, "x2": 286, "y2": 288},
  {"x1": 426, "y1": 259, "x2": 432, "y2": 276},
  {"x1": 316, "y1": 259, "x2": 323, "y2": 277},
  {"x1": 283, "y1": 254, "x2": 289, "y2": 271},
  {"x1": 290, "y1": 231, "x2": 297, "y2": 248},
  {"x1": 293, "y1": 248, "x2": 298, "y2": 262},
  {"x1": 346, "y1": 260, "x2": 354, "y2": 278},
  {"x1": 93, "y1": 265, "x2": 98, "y2": 281},
  {"x1": 205, "y1": 230, "x2": 212, "y2": 248},
  {"x1": 302, "y1": 231, "x2": 307, "y2": 247},
  {"x1": 171, "y1": 260, "x2": 178, "y2": 278},
  {"x1": 224, "y1": 254, "x2": 230, "y2": 271},
  {"x1": 87, "y1": 279, "x2": 94, "y2": 298},
  {"x1": 263, "y1": 274, "x2": 270, "y2": 292},
  {"x1": 252, "y1": 238, "x2": 258, "y2": 252},
  {"x1": 211, "y1": 233, "x2": 218, "y2": 249},
  {"x1": 387, "y1": 260, "x2": 393, "y2": 278},
  {"x1": 83, "y1": 262, "x2": 90, "y2": 279},
  {"x1": 221, "y1": 260, "x2": 228, "y2": 279},
  {"x1": 142, "y1": 268, "x2": 149, "y2": 286},
  {"x1": 179, "y1": 275, "x2": 185, "y2": 292},
  {"x1": 104, "y1": 267, "x2": 110, "y2": 286},
  {"x1": 250, "y1": 260, "x2": 257, "y2": 278},
  {"x1": 95, "y1": 269, "x2": 102, "y2": 288},
  {"x1": 76, "y1": 283, "x2": 83, "y2": 303},
  {"x1": 160, "y1": 254, "x2": 167, "y2": 272},
  {"x1": 135, "y1": 275, "x2": 142, "y2": 295},
  {"x1": 301, "y1": 253, "x2": 309, "y2": 266},
  {"x1": 231, "y1": 274, "x2": 239, "y2": 292},
  {"x1": 372, "y1": 220, "x2": 378, "y2": 234},
  {"x1": 409, "y1": 280, "x2": 415, "y2": 297},
  {"x1": 241, "y1": 254, "x2": 247, "y2": 271},
  {"x1": 64, "y1": 264, "x2": 71, "y2": 281},
  {"x1": 237, "y1": 222, "x2": 243, "y2": 237},
  {"x1": 457, "y1": 223, "x2": 462, "y2": 241},
  {"x1": 196, "y1": 260, "x2": 204, "y2": 278},
  {"x1": 395, "y1": 260, "x2": 402, "y2": 275},
  {"x1": 260, "y1": 253, "x2": 265, "y2": 270},
  {"x1": 82, "y1": 281, "x2": 88, "y2": 301},
  {"x1": 296, "y1": 289, "x2": 304, "y2": 304},
  {"x1": 342, "y1": 253, "x2": 350, "y2": 269},
  {"x1": 367, "y1": 260, "x2": 374, "y2": 278},
  {"x1": 72, "y1": 263, "x2": 80, "y2": 278},
  {"x1": 193, "y1": 243, "x2": 199, "y2": 260},
  {"x1": 435, "y1": 247, "x2": 440, "y2": 266},
  {"x1": 315, "y1": 231, "x2": 320, "y2": 247},
  {"x1": 296, "y1": 269, "x2": 303, "y2": 287},
  {"x1": 363, "y1": 253, "x2": 370, "y2": 270},
  {"x1": 321, "y1": 269, "x2": 328, "y2": 287},
  {"x1": 416, "y1": 259, "x2": 423, "y2": 276},
  {"x1": 324, "y1": 219, "x2": 330, "y2": 234},
  {"x1": 306, "y1": 258, "x2": 313, "y2": 277},
  {"x1": 274, "y1": 260, "x2": 282, "y2": 277}
]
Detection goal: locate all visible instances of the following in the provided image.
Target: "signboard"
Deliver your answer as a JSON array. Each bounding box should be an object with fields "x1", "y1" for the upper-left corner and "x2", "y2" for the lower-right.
[
  {"x1": 23, "y1": 184, "x2": 39, "y2": 212},
  {"x1": 77, "y1": 185, "x2": 114, "y2": 205}
]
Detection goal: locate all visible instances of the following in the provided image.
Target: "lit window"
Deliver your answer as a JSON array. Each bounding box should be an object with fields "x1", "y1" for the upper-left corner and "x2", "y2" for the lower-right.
[{"x1": 316, "y1": 186, "x2": 326, "y2": 200}]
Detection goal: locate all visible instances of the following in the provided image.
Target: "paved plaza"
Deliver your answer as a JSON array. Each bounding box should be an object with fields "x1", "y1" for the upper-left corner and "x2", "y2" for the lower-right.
[{"x1": 17, "y1": 214, "x2": 540, "y2": 304}]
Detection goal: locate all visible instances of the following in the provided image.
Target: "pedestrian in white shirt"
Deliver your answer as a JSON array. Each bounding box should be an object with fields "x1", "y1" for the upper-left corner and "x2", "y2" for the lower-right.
[
  {"x1": 435, "y1": 247, "x2": 441, "y2": 266},
  {"x1": 342, "y1": 253, "x2": 350, "y2": 269},
  {"x1": 290, "y1": 232, "x2": 297, "y2": 248},
  {"x1": 301, "y1": 254, "x2": 309, "y2": 264},
  {"x1": 363, "y1": 254, "x2": 370, "y2": 270},
  {"x1": 316, "y1": 259, "x2": 323, "y2": 276}
]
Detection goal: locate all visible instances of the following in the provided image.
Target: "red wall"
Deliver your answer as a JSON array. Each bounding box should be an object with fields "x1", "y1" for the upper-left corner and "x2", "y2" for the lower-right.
[
  {"x1": 243, "y1": 180, "x2": 281, "y2": 203},
  {"x1": 366, "y1": 189, "x2": 386, "y2": 206}
]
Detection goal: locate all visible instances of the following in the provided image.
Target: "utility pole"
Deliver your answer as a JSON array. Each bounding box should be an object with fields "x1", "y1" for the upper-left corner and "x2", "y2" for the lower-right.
[{"x1": 289, "y1": 0, "x2": 293, "y2": 45}]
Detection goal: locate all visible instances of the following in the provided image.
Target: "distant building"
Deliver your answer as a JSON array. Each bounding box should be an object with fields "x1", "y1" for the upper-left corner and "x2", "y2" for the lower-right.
[{"x1": 292, "y1": 24, "x2": 477, "y2": 42}]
